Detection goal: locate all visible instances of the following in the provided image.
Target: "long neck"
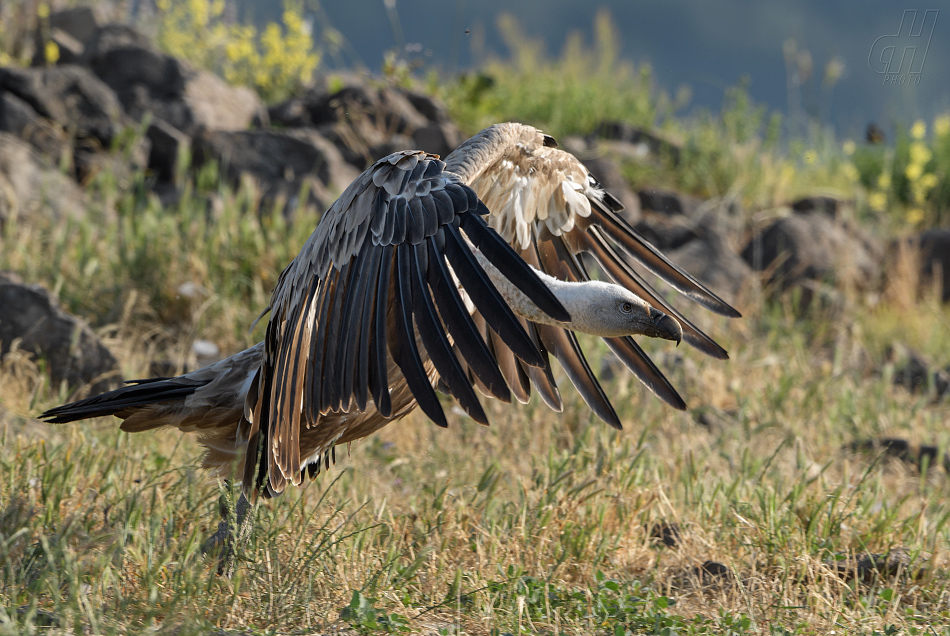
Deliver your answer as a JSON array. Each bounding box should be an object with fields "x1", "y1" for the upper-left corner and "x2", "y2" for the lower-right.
[
  {"x1": 470, "y1": 247, "x2": 605, "y2": 333},
  {"x1": 443, "y1": 123, "x2": 540, "y2": 184}
]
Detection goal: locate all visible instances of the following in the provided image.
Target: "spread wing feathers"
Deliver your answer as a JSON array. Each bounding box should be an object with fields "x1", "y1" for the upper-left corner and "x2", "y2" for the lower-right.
[
  {"x1": 446, "y1": 123, "x2": 736, "y2": 419},
  {"x1": 245, "y1": 150, "x2": 570, "y2": 495},
  {"x1": 455, "y1": 124, "x2": 740, "y2": 325}
]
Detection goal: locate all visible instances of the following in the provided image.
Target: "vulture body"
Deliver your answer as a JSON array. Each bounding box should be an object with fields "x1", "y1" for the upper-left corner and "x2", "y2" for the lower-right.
[{"x1": 43, "y1": 123, "x2": 739, "y2": 500}]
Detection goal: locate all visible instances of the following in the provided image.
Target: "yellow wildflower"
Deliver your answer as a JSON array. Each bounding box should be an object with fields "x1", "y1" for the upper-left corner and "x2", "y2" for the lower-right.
[
  {"x1": 842, "y1": 163, "x2": 859, "y2": 182},
  {"x1": 868, "y1": 192, "x2": 887, "y2": 211},
  {"x1": 920, "y1": 173, "x2": 939, "y2": 190},
  {"x1": 909, "y1": 141, "x2": 932, "y2": 166},
  {"x1": 907, "y1": 207, "x2": 925, "y2": 224},
  {"x1": 803, "y1": 150, "x2": 818, "y2": 165},
  {"x1": 910, "y1": 119, "x2": 926, "y2": 140},
  {"x1": 780, "y1": 163, "x2": 795, "y2": 184},
  {"x1": 37, "y1": 3, "x2": 50, "y2": 18},
  {"x1": 842, "y1": 140, "x2": 856, "y2": 155},
  {"x1": 44, "y1": 41, "x2": 59, "y2": 64},
  {"x1": 877, "y1": 173, "x2": 891, "y2": 189},
  {"x1": 935, "y1": 114, "x2": 950, "y2": 137},
  {"x1": 905, "y1": 163, "x2": 924, "y2": 181}
]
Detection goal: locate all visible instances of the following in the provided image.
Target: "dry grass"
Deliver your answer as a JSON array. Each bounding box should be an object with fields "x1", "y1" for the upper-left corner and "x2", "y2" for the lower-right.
[{"x1": 2, "y1": 222, "x2": 949, "y2": 634}]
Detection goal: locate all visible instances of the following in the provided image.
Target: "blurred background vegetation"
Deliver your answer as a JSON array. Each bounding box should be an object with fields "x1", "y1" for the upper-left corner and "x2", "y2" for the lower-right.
[{"x1": 2, "y1": 0, "x2": 949, "y2": 228}]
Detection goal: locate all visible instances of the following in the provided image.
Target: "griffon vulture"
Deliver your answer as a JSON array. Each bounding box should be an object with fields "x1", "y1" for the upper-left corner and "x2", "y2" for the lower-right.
[{"x1": 42, "y1": 123, "x2": 739, "y2": 564}]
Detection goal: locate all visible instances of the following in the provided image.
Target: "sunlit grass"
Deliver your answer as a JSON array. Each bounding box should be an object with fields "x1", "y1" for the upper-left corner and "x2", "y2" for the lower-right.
[{"x1": 2, "y1": 166, "x2": 949, "y2": 632}]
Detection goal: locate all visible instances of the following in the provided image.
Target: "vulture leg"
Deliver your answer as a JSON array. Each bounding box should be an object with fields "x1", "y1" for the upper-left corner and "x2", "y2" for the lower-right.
[{"x1": 200, "y1": 484, "x2": 253, "y2": 577}]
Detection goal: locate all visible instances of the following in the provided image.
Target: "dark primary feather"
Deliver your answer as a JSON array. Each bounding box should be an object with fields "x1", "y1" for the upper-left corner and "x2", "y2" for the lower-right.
[
  {"x1": 532, "y1": 233, "x2": 622, "y2": 428},
  {"x1": 442, "y1": 222, "x2": 546, "y2": 367},
  {"x1": 604, "y1": 336, "x2": 686, "y2": 410},
  {"x1": 409, "y1": 242, "x2": 489, "y2": 424},
  {"x1": 584, "y1": 201, "x2": 741, "y2": 318},
  {"x1": 459, "y1": 212, "x2": 570, "y2": 323},
  {"x1": 581, "y1": 227, "x2": 728, "y2": 360},
  {"x1": 390, "y1": 242, "x2": 448, "y2": 428},
  {"x1": 425, "y1": 239, "x2": 511, "y2": 403}
]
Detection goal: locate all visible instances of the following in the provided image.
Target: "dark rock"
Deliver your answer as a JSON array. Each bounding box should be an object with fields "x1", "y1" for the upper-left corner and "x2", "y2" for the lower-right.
[
  {"x1": 269, "y1": 80, "x2": 441, "y2": 168},
  {"x1": 47, "y1": 28, "x2": 86, "y2": 66},
  {"x1": 410, "y1": 120, "x2": 461, "y2": 159},
  {"x1": 590, "y1": 121, "x2": 681, "y2": 165},
  {"x1": 741, "y1": 212, "x2": 882, "y2": 297},
  {"x1": 192, "y1": 128, "x2": 356, "y2": 213},
  {"x1": 885, "y1": 343, "x2": 950, "y2": 400},
  {"x1": 847, "y1": 436, "x2": 950, "y2": 472},
  {"x1": 631, "y1": 198, "x2": 754, "y2": 305},
  {"x1": 0, "y1": 91, "x2": 70, "y2": 161},
  {"x1": 582, "y1": 154, "x2": 640, "y2": 222},
  {"x1": 790, "y1": 195, "x2": 844, "y2": 217},
  {"x1": 666, "y1": 217, "x2": 754, "y2": 305},
  {"x1": 0, "y1": 65, "x2": 124, "y2": 148},
  {"x1": 83, "y1": 24, "x2": 264, "y2": 135},
  {"x1": 0, "y1": 132, "x2": 86, "y2": 222},
  {"x1": 82, "y1": 23, "x2": 153, "y2": 59},
  {"x1": 313, "y1": 84, "x2": 428, "y2": 133},
  {"x1": 673, "y1": 560, "x2": 735, "y2": 590},
  {"x1": 916, "y1": 229, "x2": 950, "y2": 302},
  {"x1": 147, "y1": 119, "x2": 190, "y2": 182},
  {"x1": 632, "y1": 215, "x2": 698, "y2": 251},
  {"x1": 824, "y1": 548, "x2": 914, "y2": 582},
  {"x1": 16, "y1": 606, "x2": 60, "y2": 628},
  {"x1": 697, "y1": 561, "x2": 732, "y2": 580},
  {"x1": 0, "y1": 272, "x2": 121, "y2": 395},
  {"x1": 648, "y1": 522, "x2": 681, "y2": 548},
  {"x1": 638, "y1": 187, "x2": 702, "y2": 217},
  {"x1": 49, "y1": 7, "x2": 99, "y2": 47},
  {"x1": 267, "y1": 96, "x2": 310, "y2": 128},
  {"x1": 404, "y1": 90, "x2": 451, "y2": 123}
]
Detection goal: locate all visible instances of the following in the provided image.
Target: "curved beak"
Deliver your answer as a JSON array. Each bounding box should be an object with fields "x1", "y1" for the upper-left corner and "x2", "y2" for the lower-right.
[{"x1": 642, "y1": 307, "x2": 683, "y2": 345}]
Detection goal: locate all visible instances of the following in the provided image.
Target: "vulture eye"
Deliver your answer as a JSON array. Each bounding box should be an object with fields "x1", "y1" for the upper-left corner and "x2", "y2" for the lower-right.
[{"x1": 620, "y1": 302, "x2": 633, "y2": 313}]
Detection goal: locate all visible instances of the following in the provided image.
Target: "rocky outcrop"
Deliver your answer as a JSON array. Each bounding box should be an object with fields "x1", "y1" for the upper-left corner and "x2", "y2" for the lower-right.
[
  {"x1": 907, "y1": 229, "x2": 950, "y2": 302},
  {"x1": 741, "y1": 211, "x2": 883, "y2": 300},
  {"x1": 192, "y1": 128, "x2": 358, "y2": 212},
  {"x1": 82, "y1": 24, "x2": 265, "y2": 136},
  {"x1": 631, "y1": 193, "x2": 755, "y2": 305},
  {"x1": 0, "y1": 64, "x2": 142, "y2": 180},
  {"x1": 0, "y1": 272, "x2": 121, "y2": 395},
  {"x1": 269, "y1": 79, "x2": 463, "y2": 169},
  {"x1": 0, "y1": 132, "x2": 87, "y2": 223}
]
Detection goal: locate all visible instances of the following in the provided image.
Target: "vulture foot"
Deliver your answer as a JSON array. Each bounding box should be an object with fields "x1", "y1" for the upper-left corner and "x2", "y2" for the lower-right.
[{"x1": 201, "y1": 486, "x2": 252, "y2": 577}]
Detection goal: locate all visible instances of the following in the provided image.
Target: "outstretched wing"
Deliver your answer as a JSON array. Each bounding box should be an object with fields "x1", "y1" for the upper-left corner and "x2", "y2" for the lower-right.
[
  {"x1": 245, "y1": 150, "x2": 570, "y2": 495},
  {"x1": 446, "y1": 123, "x2": 741, "y2": 427}
]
